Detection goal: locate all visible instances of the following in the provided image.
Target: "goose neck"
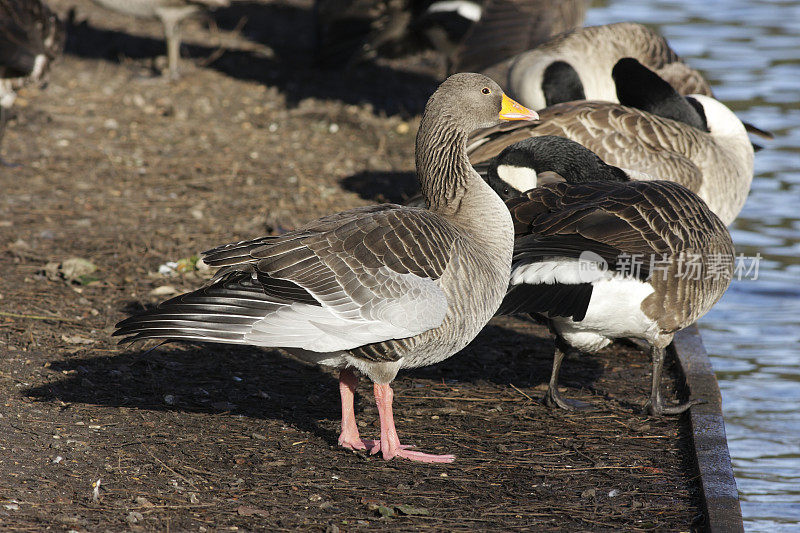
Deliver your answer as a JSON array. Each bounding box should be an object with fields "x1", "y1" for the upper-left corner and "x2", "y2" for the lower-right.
[{"x1": 415, "y1": 114, "x2": 474, "y2": 214}]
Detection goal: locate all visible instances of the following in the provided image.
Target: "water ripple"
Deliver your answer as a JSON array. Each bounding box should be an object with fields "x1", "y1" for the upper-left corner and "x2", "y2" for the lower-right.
[{"x1": 586, "y1": 2, "x2": 800, "y2": 529}]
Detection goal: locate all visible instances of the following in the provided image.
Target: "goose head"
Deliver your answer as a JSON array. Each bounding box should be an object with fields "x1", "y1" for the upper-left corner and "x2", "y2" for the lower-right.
[
  {"x1": 485, "y1": 136, "x2": 630, "y2": 200},
  {"x1": 422, "y1": 72, "x2": 539, "y2": 134},
  {"x1": 415, "y1": 73, "x2": 539, "y2": 209},
  {"x1": 612, "y1": 57, "x2": 709, "y2": 131}
]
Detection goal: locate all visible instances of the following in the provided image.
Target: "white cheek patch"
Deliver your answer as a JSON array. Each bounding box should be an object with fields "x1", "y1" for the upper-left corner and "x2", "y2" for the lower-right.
[
  {"x1": 496, "y1": 164, "x2": 538, "y2": 193},
  {"x1": 426, "y1": 0, "x2": 482, "y2": 21}
]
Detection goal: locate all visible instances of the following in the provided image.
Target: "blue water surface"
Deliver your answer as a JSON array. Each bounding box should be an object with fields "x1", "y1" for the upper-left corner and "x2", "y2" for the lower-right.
[{"x1": 586, "y1": 1, "x2": 800, "y2": 530}]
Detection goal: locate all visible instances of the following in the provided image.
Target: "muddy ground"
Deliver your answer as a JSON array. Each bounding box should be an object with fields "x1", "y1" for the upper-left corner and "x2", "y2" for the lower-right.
[{"x1": 0, "y1": 1, "x2": 702, "y2": 530}]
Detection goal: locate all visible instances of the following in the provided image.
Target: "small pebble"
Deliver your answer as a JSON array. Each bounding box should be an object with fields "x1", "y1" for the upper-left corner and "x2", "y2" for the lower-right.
[{"x1": 135, "y1": 496, "x2": 154, "y2": 508}]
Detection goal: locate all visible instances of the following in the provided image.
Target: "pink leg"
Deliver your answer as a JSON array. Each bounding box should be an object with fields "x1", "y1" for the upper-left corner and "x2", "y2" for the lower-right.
[
  {"x1": 337, "y1": 369, "x2": 376, "y2": 451},
  {"x1": 371, "y1": 383, "x2": 455, "y2": 463}
]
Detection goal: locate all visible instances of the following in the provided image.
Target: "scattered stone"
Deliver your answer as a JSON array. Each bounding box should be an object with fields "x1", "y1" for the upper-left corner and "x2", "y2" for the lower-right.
[
  {"x1": 61, "y1": 258, "x2": 98, "y2": 281},
  {"x1": 188, "y1": 492, "x2": 199, "y2": 504},
  {"x1": 61, "y1": 334, "x2": 95, "y2": 345},
  {"x1": 150, "y1": 285, "x2": 178, "y2": 297},
  {"x1": 42, "y1": 258, "x2": 99, "y2": 285},
  {"x1": 135, "y1": 496, "x2": 154, "y2": 508},
  {"x1": 372, "y1": 504, "x2": 395, "y2": 518},
  {"x1": 581, "y1": 488, "x2": 596, "y2": 498},
  {"x1": 394, "y1": 504, "x2": 429, "y2": 516},
  {"x1": 126, "y1": 511, "x2": 144, "y2": 524},
  {"x1": 608, "y1": 489, "x2": 620, "y2": 497},
  {"x1": 237, "y1": 506, "x2": 269, "y2": 517}
]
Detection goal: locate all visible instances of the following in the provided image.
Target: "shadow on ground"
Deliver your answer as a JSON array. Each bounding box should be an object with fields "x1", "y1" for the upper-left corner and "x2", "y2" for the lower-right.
[
  {"x1": 339, "y1": 170, "x2": 419, "y2": 204},
  {"x1": 24, "y1": 320, "x2": 606, "y2": 445},
  {"x1": 64, "y1": 1, "x2": 440, "y2": 116}
]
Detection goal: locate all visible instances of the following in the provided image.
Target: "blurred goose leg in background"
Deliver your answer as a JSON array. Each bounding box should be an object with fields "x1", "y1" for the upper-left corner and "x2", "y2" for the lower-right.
[
  {"x1": 337, "y1": 368, "x2": 374, "y2": 451},
  {"x1": 372, "y1": 382, "x2": 455, "y2": 463},
  {"x1": 644, "y1": 345, "x2": 704, "y2": 416},
  {"x1": 156, "y1": 6, "x2": 198, "y2": 78},
  {"x1": 544, "y1": 341, "x2": 591, "y2": 411}
]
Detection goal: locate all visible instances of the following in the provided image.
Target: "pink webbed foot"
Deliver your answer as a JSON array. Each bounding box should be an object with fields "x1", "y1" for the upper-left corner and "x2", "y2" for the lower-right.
[
  {"x1": 337, "y1": 423, "x2": 378, "y2": 452},
  {"x1": 372, "y1": 383, "x2": 455, "y2": 463}
]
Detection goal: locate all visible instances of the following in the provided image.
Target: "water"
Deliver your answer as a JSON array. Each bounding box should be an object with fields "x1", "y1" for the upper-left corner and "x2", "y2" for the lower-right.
[{"x1": 585, "y1": 1, "x2": 800, "y2": 529}]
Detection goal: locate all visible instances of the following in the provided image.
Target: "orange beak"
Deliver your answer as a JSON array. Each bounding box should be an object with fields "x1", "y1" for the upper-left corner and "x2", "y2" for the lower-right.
[{"x1": 499, "y1": 93, "x2": 539, "y2": 121}]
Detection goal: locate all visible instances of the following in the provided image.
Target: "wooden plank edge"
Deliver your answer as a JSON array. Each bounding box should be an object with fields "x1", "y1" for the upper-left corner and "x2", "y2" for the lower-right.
[{"x1": 671, "y1": 324, "x2": 744, "y2": 533}]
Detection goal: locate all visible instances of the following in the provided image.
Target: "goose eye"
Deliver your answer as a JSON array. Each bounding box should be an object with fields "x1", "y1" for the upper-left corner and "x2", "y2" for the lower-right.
[
  {"x1": 503, "y1": 187, "x2": 510, "y2": 194},
  {"x1": 481, "y1": 87, "x2": 491, "y2": 95}
]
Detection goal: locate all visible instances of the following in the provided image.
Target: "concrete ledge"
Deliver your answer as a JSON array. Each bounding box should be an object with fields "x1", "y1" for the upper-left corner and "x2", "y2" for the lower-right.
[{"x1": 672, "y1": 325, "x2": 744, "y2": 533}]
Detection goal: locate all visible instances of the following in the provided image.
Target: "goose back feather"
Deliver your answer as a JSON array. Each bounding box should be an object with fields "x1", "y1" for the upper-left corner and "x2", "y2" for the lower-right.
[{"x1": 502, "y1": 180, "x2": 733, "y2": 335}]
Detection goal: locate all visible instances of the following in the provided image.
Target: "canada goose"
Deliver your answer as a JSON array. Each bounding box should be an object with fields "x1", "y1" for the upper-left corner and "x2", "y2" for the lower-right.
[
  {"x1": 451, "y1": 0, "x2": 586, "y2": 74},
  {"x1": 0, "y1": 0, "x2": 64, "y2": 164},
  {"x1": 90, "y1": 0, "x2": 229, "y2": 78},
  {"x1": 114, "y1": 73, "x2": 538, "y2": 463},
  {"x1": 488, "y1": 137, "x2": 734, "y2": 415},
  {"x1": 467, "y1": 61, "x2": 754, "y2": 225},
  {"x1": 482, "y1": 22, "x2": 713, "y2": 109}
]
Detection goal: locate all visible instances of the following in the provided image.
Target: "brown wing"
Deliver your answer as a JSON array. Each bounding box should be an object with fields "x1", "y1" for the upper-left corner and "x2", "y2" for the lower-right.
[
  {"x1": 117, "y1": 205, "x2": 458, "y2": 362},
  {"x1": 502, "y1": 180, "x2": 733, "y2": 327}
]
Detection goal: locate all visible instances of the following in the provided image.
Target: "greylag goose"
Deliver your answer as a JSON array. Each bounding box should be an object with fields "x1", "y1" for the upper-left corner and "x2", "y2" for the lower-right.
[
  {"x1": 90, "y1": 0, "x2": 229, "y2": 78},
  {"x1": 467, "y1": 59, "x2": 754, "y2": 225},
  {"x1": 487, "y1": 136, "x2": 734, "y2": 415},
  {"x1": 0, "y1": 0, "x2": 64, "y2": 164},
  {"x1": 114, "y1": 73, "x2": 538, "y2": 463},
  {"x1": 451, "y1": 0, "x2": 586, "y2": 74}
]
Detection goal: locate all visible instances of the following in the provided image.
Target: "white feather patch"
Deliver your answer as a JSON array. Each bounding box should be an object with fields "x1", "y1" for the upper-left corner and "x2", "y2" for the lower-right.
[
  {"x1": 553, "y1": 276, "x2": 659, "y2": 351},
  {"x1": 425, "y1": 0, "x2": 482, "y2": 21},
  {"x1": 496, "y1": 164, "x2": 538, "y2": 193},
  {"x1": 511, "y1": 254, "x2": 611, "y2": 286}
]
